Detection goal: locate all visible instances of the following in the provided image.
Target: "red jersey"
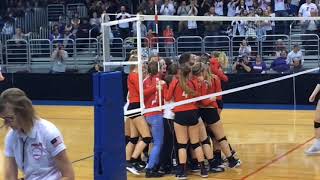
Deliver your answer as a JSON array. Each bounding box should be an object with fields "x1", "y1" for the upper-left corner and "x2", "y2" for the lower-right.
[
  {"x1": 214, "y1": 76, "x2": 223, "y2": 100},
  {"x1": 210, "y1": 57, "x2": 228, "y2": 82},
  {"x1": 143, "y1": 75, "x2": 163, "y2": 117},
  {"x1": 164, "y1": 77, "x2": 200, "y2": 112},
  {"x1": 199, "y1": 79, "x2": 218, "y2": 108},
  {"x1": 127, "y1": 72, "x2": 157, "y2": 103}
]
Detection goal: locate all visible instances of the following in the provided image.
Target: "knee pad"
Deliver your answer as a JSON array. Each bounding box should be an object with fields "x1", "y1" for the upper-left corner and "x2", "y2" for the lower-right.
[
  {"x1": 191, "y1": 142, "x2": 201, "y2": 150},
  {"x1": 142, "y1": 137, "x2": 153, "y2": 144},
  {"x1": 125, "y1": 136, "x2": 130, "y2": 145},
  {"x1": 201, "y1": 137, "x2": 211, "y2": 145},
  {"x1": 177, "y1": 143, "x2": 188, "y2": 150},
  {"x1": 217, "y1": 136, "x2": 227, "y2": 143},
  {"x1": 130, "y1": 137, "x2": 139, "y2": 144},
  {"x1": 314, "y1": 121, "x2": 320, "y2": 128}
]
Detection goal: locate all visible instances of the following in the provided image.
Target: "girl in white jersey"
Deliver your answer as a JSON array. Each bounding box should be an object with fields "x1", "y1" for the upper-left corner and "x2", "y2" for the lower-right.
[{"x1": 2, "y1": 88, "x2": 74, "y2": 180}]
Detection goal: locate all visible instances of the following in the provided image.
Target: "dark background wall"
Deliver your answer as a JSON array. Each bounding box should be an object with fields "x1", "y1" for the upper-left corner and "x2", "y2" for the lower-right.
[{"x1": 0, "y1": 72, "x2": 317, "y2": 105}]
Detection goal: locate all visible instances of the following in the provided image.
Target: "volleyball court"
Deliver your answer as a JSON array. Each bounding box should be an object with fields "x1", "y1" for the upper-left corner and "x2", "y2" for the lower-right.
[{"x1": 96, "y1": 14, "x2": 320, "y2": 180}]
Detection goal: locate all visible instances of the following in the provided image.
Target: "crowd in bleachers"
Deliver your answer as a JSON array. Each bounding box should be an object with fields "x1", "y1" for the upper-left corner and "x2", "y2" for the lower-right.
[{"x1": 0, "y1": 0, "x2": 318, "y2": 74}]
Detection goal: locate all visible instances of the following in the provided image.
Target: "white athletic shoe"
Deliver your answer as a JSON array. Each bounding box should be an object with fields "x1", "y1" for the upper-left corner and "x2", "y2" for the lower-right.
[
  {"x1": 305, "y1": 144, "x2": 320, "y2": 156},
  {"x1": 126, "y1": 163, "x2": 140, "y2": 175}
]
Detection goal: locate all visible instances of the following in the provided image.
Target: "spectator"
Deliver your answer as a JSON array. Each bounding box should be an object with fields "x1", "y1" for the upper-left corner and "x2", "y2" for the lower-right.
[
  {"x1": 204, "y1": 6, "x2": 222, "y2": 36},
  {"x1": 71, "y1": 12, "x2": 81, "y2": 30},
  {"x1": 187, "y1": 3, "x2": 198, "y2": 35},
  {"x1": 258, "y1": 0, "x2": 270, "y2": 11},
  {"x1": 287, "y1": 44, "x2": 304, "y2": 65},
  {"x1": 49, "y1": 28, "x2": 63, "y2": 42},
  {"x1": 199, "y1": 0, "x2": 211, "y2": 16},
  {"x1": 12, "y1": 27, "x2": 31, "y2": 43},
  {"x1": 238, "y1": 39, "x2": 252, "y2": 57},
  {"x1": 160, "y1": 0, "x2": 175, "y2": 29},
  {"x1": 163, "y1": 25, "x2": 175, "y2": 57},
  {"x1": 270, "y1": 50, "x2": 290, "y2": 73},
  {"x1": 77, "y1": 18, "x2": 91, "y2": 38},
  {"x1": 215, "y1": 0, "x2": 224, "y2": 16},
  {"x1": 146, "y1": 29, "x2": 157, "y2": 54},
  {"x1": 228, "y1": 0, "x2": 239, "y2": 17},
  {"x1": 236, "y1": 0, "x2": 249, "y2": 15},
  {"x1": 62, "y1": 28, "x2": 75, "y2": 52},
  {"x1": 90, "y1": 11, "x2": 101, "y2": 29},
  {"x1": 299, "y1": 0, "x2": 318, "y2": 34},
  {"x1": 289, "y1": 0, "x2": 299, "y2": 15},
  {"x1": 274, "y1": 39, "x2": 287, "y2": 57},
  {"x1": 132, "y1": 12, "x2": 147, "y2": 38},
  {"x1": 50, "y1": 44, "x2": 68, "y2": 73},
  {"x1": 272, "y1": 0, "x2": 289, "y2": 34},
  {"x1": 1, "y1": 20, "x2": 14, "y2": 35},
  {"x1": 116, "y1": 5, "x2": 131, "y2": 39},
  {"x1": 232, "y1": 55, "x2": 252, "y2": 73},
  {"x1": 251, "y1": 55, "x2": 267, "y2": 73},
  {"x1": 263, "y1": 6, "x2": 275, "y2": 36},
  {"x1": 290, "y1": 57, "x2": 304, "y2": 73},
  {"x1": 177, "y1": 0, "x2": 190, "y2": 33}
]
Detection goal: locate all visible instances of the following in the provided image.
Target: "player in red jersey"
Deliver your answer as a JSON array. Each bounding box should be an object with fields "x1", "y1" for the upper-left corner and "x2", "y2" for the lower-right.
[
  {"x1": 125, "y1": 55, "x2": 152, "y2": 175},
  {"x1": 194, "y1": 62, "x2": 241, "y2": 169},
  {"x1": 164, "y1": 53, "x2": 208, "y2": 179}
]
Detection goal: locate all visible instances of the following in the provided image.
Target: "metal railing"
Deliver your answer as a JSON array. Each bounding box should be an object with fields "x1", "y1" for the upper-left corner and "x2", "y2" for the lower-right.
[
  {"x1": 177, "y1": 36, "x2": 203, "y2": 55},
  {"x1": 203, "y1": 36, "x2": 231, "y2": 57},
  {"x1": 5, "y1": 39, "x2": 30, "y2": 71},
  {"x1": 66, "y1": 4, "x2": 88, "y2": 18},
  {"x1": 151, "y1": 37, "x2": 176, "y2": 58},
  {"x1": 47, "y1": 4, "x2": 65, "y2": 22},
  {"x1": 0, "y1": 35, "x2": 319, "y2": 72},
  {"x1": 260, "y1": 35, "x2": 290, "y2": 62}
]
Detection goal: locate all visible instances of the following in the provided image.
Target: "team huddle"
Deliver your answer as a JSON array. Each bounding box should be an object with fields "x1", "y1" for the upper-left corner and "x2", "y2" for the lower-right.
[{"x1": 125, "y1": 51, "x2": 241, "y2": 179}]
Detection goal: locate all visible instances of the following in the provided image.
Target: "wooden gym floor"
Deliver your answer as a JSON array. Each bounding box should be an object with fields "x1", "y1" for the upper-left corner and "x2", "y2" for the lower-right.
[{"x1": 1, "y1": 105, "x2": 320, "y2": 180}]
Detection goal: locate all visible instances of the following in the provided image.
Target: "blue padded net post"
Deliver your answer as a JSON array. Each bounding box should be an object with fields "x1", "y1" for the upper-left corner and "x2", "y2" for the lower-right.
[{"x1": 93, "y1": 71, "x2": 126, "y2": 180}]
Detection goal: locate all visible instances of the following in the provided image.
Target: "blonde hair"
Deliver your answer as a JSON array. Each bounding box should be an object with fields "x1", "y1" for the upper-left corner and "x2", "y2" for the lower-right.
[
  {"x1": 128, "y1": 55, "x2": 138, "y2": 72},
  {"x1": 218, "y1": 52, "x2": 229, "y2": 69},
  {"x1": 179, "y1": 64, "x2": 196, "y2": 97},
  {"x1": 0, "y1": 88, "x2": 37, "y2": 133}
]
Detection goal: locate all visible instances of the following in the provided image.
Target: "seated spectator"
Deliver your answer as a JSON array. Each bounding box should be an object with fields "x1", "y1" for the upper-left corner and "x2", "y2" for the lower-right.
[
  {"x1": 146, "y1": 29, "x2": 157, "y2": 55},
  {"x1": 291, "y1": 57, "x2": 304, "y2": 73},
  {"x1": 58, "y1": 15, "x2": 67, "y2": 33},
  {"x1": 251, "y1": 55, "x2": 267, "y2": 73},
  {"x1": 238, "y1": 39, "x2": 251, "y2": 57},
  {"x1": 71, "y1": 12, "x2": 81, "y2": 31},
  {"x1": 49, "y1": 28, "x2": 63, "y2": 42},
  {"x1": 270, "y1": 50, "x2": 290, "y2": 73},
  {"x1": 12, "y1": 27, "x2": 31, "y2": 44},
  {"x1": 50, "y1": 44, "x2": 68, "y2": 73},
  {"x1": 232, "y1": 55, "x2": 252, "y2": 73},
  {"x1": 90, "y1": 12, "x2": 101, "y2": 30},
  {"x1": 62, "y1": 28, "x2": 75, "y2": 52},
  {"x1": 274, "y1": 39, "x2": 287, "y2": 57},
  {"x1": 77, "y1": 18, "x2": 91, "y2": 38},
  {"x1": 287, "y1": 44, "x2": 304, "y2": 65}
]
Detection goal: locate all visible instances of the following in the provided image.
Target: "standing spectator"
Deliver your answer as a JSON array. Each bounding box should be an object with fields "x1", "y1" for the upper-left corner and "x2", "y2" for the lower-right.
[
  {"x1": 132, "y1": 12, "x2": 147, "y2": 38},
  {"x1": 116, "y1": 5, "x2": 131, "y2": 40},
  {"x1": 299, "y1": 0, "x2": 318, "y2": 34},
  {"x1": 228, "y1": 0, "x2": 239, "y2": 17},
  {"x1": 289, "y1": 0, "x2": 300, "y2": 15},
  {"x1": 160, "y1": 0, "x2": 175, "y2": 30},
  {"x1": 143, "y1": 0, "x2": 156, "y2": 31},
  {"x1": 258, "y1": 0, "x2": 270, "y2": 11},
  {"x1": 236, "y1": 0, "x2": 249, "y2": 15},
  {"x1": 187, "y1": 2, "x2": 198, "y2": 35},
  {"x1": 163, "y1": 25, "x2": 175, "y2": 57},
  {"x1": 146, "y1": 29, "x2": 157, "y2": 55},
  {"x1": 77, "y1": 18, "x2": 91, "y2": 38},
  {"x1": 238, "y1": 39, "x2": 252, "y2": 57},
  {"x1": 177, "y1": 0, "x2": 190, "y2": 33},
  {"x1": 252, "y1": 55, "x2": 267, "y2": 73},
  {"x1": 272, "y1": 0, "x2": 289, "y2": 34},
  {"x1": 263, "y1": 6, "x2": 276, "y2": 37},
  {"x1": 204, "y1": 6, "x2": 222, "y2": 41},
  {"x1": 199, "y1": 0, "x2": 211, "y2": 16},
  {"x1": 215, "y1": 0, "x2": 224, "y2": 16}
]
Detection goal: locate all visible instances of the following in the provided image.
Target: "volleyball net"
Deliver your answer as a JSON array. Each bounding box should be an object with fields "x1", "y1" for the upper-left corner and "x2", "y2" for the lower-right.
[{"x1": 101, "y1": 14, "x2": 320, "y2": 115}]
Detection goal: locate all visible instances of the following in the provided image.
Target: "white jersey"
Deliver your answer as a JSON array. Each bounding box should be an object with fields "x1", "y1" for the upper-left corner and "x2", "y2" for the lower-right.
[
  {"x1": 299, "y1": 3, "x2": 318, "y2": 17},
  {"x1": 4, "y1": 119, "x2": 66, "y2": 180}
]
